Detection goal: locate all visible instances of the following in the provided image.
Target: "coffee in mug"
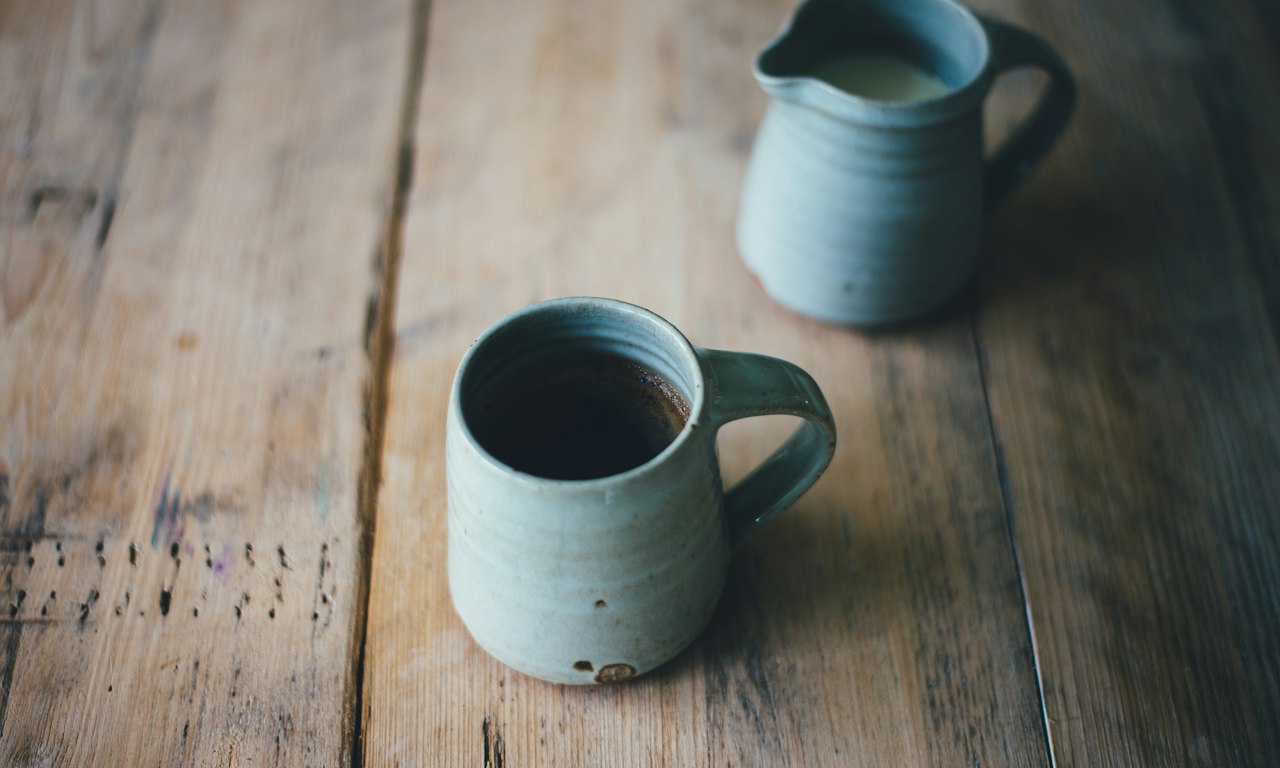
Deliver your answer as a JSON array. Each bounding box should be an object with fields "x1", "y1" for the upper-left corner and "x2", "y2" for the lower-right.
[{"x1": 465, "y1": 349, "x2": 690, "y2": 481}]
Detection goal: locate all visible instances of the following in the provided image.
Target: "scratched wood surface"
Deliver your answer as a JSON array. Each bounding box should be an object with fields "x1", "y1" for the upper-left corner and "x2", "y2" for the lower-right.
[
  {"x1": 360, "y1": 0, "x2": 1050, "y2": 764},
  {"x1": 0, "y1": 0, "x2": 411, "y2": 763},
  {"x1": 4, "y1": 0, "x2": 1280, "y2": 765}
]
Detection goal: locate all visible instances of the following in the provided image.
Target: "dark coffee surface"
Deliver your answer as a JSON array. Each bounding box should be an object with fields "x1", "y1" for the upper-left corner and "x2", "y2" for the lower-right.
[{"x1": 467, "y1": 350, "x2": 691, "y2": 480}]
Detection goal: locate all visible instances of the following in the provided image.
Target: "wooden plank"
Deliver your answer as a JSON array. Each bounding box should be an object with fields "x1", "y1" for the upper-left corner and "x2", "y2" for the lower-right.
[
  {"x1": 973, "y1": 0, "x2": 1280, "y2": 763},
  {"x1": 362, "y1": 0, "x2": 1048, "y2": 764},
  {"x1": 0, "y1": 0, "x2": 411, "y2": 762}
]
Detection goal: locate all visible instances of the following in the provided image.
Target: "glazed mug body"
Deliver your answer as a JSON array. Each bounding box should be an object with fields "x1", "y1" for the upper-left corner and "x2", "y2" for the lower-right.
[{"x1": 447, "y1": 297, "x2": 836, "y2": 684}]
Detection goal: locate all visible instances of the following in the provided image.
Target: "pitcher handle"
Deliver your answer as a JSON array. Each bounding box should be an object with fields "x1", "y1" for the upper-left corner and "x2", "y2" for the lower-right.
[
  {"x1": 981, "y1": 18, "x2": 1076, "y2": 206},
  {"x1": 697, "y1": 348, "x2": 837, "y2": 548}
]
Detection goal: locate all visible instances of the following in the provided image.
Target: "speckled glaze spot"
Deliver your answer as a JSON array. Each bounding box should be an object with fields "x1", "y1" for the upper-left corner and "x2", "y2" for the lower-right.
[{"x1": 594, "y1": 663, "x2": 636, "y2": 684}]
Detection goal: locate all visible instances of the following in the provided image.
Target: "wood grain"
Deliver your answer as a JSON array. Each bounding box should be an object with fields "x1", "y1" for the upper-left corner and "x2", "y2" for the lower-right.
[
  {"x1": 0, "y1": 0, "x2": 411, "y2": 762},
  {"x1": 973, "y1": 0, "x2": 1280, "y2": 764},
  {"x1": 361, "y1": 0, "x2": 1048, "y2": 764},
  {"x1": 5, "y1": 0, "x2": 1276, "y2": 764}
]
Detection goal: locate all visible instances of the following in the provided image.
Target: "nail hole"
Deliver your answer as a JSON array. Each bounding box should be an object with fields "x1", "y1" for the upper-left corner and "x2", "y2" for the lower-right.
[
  {"x1": 573, "y1": 660, "x2": 593, "y2": 672},
  {"x1": 594, "y1": 599, "x2": 607, "y2": 609}
]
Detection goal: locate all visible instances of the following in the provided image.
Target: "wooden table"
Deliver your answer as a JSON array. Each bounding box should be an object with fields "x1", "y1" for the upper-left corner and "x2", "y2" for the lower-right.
[{"x1": 2, "y1": 0, "x2": 1277, "y2": 764}]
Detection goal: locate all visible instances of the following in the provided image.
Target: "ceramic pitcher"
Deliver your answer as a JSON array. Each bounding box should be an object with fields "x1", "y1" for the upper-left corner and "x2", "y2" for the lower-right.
[{"x1": 738, "y1": 0, "x2": 1075, "y2": 326}]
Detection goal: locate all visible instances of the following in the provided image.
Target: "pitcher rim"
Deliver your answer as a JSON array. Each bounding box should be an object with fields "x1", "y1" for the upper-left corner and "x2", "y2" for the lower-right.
[{"x1": 753, "y1": 0, "x2": 994, "y2": 123}]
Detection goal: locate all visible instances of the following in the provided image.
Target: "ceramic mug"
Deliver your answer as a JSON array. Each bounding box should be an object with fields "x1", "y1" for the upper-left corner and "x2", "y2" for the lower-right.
[
  {"x1": 738, "y1": 0, "x2": 1075, "y2": 326},
  {"x1": 447, "y1": 297, "x2": 837, "y2": 684}
]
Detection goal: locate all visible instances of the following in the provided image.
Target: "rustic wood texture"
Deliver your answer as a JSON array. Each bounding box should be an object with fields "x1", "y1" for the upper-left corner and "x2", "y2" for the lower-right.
[
  {"x1": 971, "y1": 0, "x2": 1280, "y2": 764},
  {"x1": 0, "y1": 0, "x2": 410, "y2": 763},
  {"x1": 3, "y1": 0, "x2": 1279, "y2": 765},
  {"x1": 361, "y1": 0, "x2": 1049, "y2": 764}
]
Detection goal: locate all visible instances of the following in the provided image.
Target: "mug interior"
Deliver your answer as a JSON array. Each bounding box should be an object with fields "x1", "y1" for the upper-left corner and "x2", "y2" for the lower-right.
[
  {"x1": 758, "y1": 0, "x2": 988, "y2": 93},
  {"x1": 457, "y1": 299, "x2": 702, "y2": 480}
]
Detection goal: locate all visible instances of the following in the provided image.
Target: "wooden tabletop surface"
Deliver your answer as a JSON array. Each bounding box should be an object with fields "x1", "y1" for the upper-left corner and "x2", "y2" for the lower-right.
[{"x1": 2, "y1": 0, "x2": 1278, "y2": 764}]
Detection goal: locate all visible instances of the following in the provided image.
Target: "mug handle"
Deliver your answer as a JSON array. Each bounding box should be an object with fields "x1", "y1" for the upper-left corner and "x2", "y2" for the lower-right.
[
  {"x1": 697, "y1": 348, "x2": 838, "y2": 548},
  {"x1": 980, "y1": 18, "x2": 1077, "y2": 206}
]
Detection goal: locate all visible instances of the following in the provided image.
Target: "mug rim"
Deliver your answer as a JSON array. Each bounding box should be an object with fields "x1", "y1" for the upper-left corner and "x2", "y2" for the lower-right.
[
  {"x1": 754, "y1": 0, "x2": 994, "y2": 125},
  {"x1": 449, "y1": 296, "x2": 708, "y2": 488}
]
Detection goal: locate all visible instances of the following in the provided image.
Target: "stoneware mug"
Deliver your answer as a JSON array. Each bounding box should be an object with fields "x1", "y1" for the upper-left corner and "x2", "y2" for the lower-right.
[
  {"x1": 447, "y1": 297, "x2": 837, "y2": 684},
  {"x1": 738, "y1": 0, "x2": 1075, "y2": 326}
]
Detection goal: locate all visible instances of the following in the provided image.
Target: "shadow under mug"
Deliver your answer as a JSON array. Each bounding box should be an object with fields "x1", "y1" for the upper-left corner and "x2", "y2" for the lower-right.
[
  {"x1": 446, "y1": 297, "x2": 837, "y2": 684},
  {"x1": 738, "y1": 0, "x2": 1076, "y2": 326}
]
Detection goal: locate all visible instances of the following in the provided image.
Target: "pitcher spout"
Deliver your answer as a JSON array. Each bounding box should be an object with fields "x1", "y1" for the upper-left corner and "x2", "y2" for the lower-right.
[{"x1": 753, "y1": 0, "x2": 992, "y2": 125}]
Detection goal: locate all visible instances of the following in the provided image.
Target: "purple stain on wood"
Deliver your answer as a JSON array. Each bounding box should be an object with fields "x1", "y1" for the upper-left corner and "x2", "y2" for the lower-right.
[
  {"x1": 211, "y1": 543, "x2": 233, "y2": 581},
  {"x1": 150, "y1": 467, "x2": 172, "y2": 548},
  {"x1": 167, "y1": 489, "x2": 181, "y2": 547},
  {"x1": 148, "y1": 463, "x2": 186, "y2": 549}
]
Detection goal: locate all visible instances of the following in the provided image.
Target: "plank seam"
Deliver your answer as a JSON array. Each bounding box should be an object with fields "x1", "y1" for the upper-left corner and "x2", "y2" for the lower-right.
[
  {"x1": 969, "y1": 299, "x2": 1058, "y2": 768},
  {"x1": 345, "y1": 0, "x2": 433, "y2": 765}
]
